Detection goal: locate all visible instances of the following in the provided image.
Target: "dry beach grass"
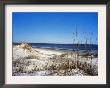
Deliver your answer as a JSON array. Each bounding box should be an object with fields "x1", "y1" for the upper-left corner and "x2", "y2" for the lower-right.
[{"x1": 12, "y1": 43, "x2": 98, "y2": 76}]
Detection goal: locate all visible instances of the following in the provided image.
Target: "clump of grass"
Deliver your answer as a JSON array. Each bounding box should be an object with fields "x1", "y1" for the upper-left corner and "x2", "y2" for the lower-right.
[
  {"x1": 76, "y1": 60, "x2": 98, "y2": 76},
  {"x1": 24, "y1": 55, "x2": 38, "y2": 59},
  {"x1": 20, "y1": 43, "x2": 32, "y2": 52}
]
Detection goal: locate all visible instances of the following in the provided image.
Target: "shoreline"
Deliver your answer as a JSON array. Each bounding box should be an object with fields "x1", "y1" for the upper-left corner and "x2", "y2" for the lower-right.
[{"x1": 13, "y1": 43, "x2": 98, "y2": 52}]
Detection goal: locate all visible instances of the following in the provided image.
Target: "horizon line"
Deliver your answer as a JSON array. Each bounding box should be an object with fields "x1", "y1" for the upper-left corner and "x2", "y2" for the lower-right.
[{"x1": 13, "y1": 42, "x2": 98, "y2": 45}]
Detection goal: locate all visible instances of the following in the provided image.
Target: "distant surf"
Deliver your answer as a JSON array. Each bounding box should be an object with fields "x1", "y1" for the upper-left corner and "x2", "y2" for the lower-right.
[{"x1": 13, "y1": 43, "x2": 98, "y2": 52}]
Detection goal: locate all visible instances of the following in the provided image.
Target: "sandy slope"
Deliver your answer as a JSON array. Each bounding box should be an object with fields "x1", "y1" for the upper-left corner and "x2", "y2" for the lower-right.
[{"x1": 12, "y1": 44, "x2": 98, "y2": 76}]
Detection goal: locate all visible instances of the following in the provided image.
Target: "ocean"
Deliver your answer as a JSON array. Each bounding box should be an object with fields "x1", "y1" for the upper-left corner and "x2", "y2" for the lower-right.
[{"x1": 13, "y1": 43, "x2": 98, "y2": 52}]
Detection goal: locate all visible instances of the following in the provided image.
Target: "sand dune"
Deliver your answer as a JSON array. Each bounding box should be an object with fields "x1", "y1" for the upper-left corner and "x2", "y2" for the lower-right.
[{"x1": 12, "y1": 43, "x2": 98, "y2": 76}]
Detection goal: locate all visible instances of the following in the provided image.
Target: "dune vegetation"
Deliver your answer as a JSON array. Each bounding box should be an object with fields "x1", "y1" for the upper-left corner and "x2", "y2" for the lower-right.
[{"x1": 12, "y1": 43, "x2": 98, "y2": 76}]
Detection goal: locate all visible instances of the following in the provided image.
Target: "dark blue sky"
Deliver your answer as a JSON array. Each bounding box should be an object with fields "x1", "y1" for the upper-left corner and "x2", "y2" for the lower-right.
[{"x1": 13, "y1": 12, "x2": 98, "y2": 44}]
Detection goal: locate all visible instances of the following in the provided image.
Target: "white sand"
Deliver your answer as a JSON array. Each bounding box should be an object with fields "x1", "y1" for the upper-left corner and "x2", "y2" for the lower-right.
[{"x1": 12, "y1": 44, "x2": 98, "y2": 76}]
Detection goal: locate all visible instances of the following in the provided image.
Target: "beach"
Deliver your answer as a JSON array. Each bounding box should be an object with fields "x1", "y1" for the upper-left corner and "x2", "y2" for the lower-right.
[{"x1": 12, "y1": 43, "x2": 98, "y2": 76}]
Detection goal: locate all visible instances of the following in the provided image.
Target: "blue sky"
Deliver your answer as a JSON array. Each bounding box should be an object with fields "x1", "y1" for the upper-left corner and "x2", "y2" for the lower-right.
[{"x1": 13, "y1": 12, "x2": 98, "y2": 44}]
